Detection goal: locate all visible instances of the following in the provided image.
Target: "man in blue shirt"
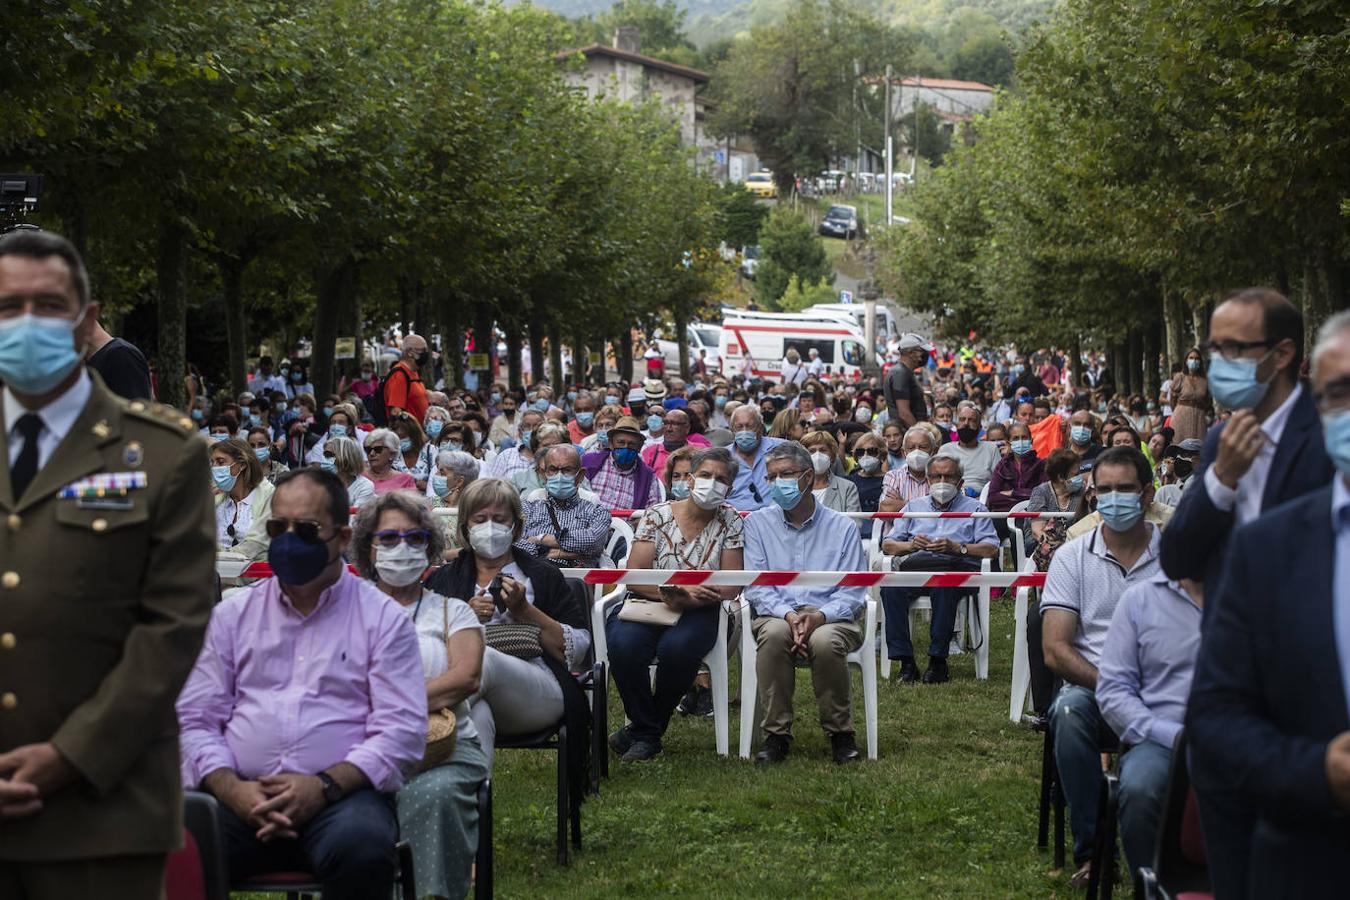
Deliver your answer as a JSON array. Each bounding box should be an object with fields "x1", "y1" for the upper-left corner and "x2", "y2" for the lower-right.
[
  {"x1": 727, "y1": 405, "x2": 783, "y2": 510},
  {"x1": 1095, "y1": 574, "x2": 1202, "y2": 875},
  {"x1": 743, "y1": 442, "x2": 868, "y2": 765},
  {"x1": 880, "y1": 455, "x2": 1000, "y2": 684}
]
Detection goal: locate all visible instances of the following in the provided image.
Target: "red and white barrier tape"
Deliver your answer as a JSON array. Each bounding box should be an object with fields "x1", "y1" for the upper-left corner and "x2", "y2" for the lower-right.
[{"x1": 603, "y1": 509, "x2": 1072, "y2": 520}]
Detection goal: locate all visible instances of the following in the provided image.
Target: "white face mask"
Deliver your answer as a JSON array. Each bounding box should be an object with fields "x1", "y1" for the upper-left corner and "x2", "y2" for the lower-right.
[
  {"x1": 375, "y1": 541, "x2": 429, "y2": 587},
  {"x1": 810, "y1": 451, "x2": 831, "y2": 475},
  {"x1": 930, "y1": 482, "x2": 958, "y2": 505},
  {"x1": 469, "y1": 520, "x2": 514, "y2": 559},
  {"x1": 690, "y1": 476, "x2": 729, "y2": 510},
  {"x1": 854, "y1": 407, "x2": 872, "y2": 423},
  {"x1": 857, "y1": 454, "x2": 881, "y2": 474},
  {"x1": 906, "y1": 449, "x2": 931, "y2": 473}
]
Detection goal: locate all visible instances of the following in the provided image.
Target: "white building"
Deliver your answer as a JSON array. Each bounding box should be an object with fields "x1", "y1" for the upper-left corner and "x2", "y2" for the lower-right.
[{"x1": 892, "y1": 76, "x2": 995, "y2": 120}]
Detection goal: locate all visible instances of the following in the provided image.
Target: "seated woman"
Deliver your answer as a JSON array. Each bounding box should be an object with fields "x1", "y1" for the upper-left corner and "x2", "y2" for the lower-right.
[
  {"x1": 210, "y1": 438, "x2": 274, "y2": 561},
  {"x1": 430, "y1": 449, "x2": 479, "y2": 558},
  {"x1": 351, "y1": 492, "x2": 488, "y2": 900},
  {"x1": 987, "y1": 421, "x2": 1047, "y2": 541},
  {"x1": 323, "y1": 435, "x2": 376, "y2": 510},
  {"x1": 365, "y1": 428, "x2": 419, "y2": 494},
  {"x1": 606, "y1": 447, "x2": 744, "y2": 761},
  {"x1": 305, "y1": 401, "x2": 361, "y2": 465},
  {"x1": 423, "y1": 478, "x2": 591, "y2": 782},
  {"x1": 847, "y1": 431, "x2": 886, "y2": 539},
  {"x1": 662, "y1": 445, "x2": 699, "y2": 499},
  {"x1": 800, "y1": 431, "x2": 861, "y2": 517},
  {"x1": 390, "y1": 415, "x2": 431, "y2": 491},
  {"x1": 246, "y1": 425, "x2": 288, "y2": 483}
]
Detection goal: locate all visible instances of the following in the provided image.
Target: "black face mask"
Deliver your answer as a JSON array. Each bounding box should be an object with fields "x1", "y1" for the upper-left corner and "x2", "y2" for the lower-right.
[
  {"x1": 957, "y1": 426, "x2": 980, "y2": 444},
  {"x1": 1173, "y1": 458, "x2": 1194, "y2": 480}
]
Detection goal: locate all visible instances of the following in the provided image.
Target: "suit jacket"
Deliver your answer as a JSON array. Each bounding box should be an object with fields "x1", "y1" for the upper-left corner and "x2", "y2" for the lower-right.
[
  {"x1": 816, "y1": 475, "x2": 861, "y2": 518},
  {"x1": 1186, "y1": 484, "x2": 1349, "y2": 897},
  {"x1": 1159, "y1": 383, "x2": 1333, "y2": 605},
  {"x1": 0, "y1": 373, "x2": 216, "y2": 861}
]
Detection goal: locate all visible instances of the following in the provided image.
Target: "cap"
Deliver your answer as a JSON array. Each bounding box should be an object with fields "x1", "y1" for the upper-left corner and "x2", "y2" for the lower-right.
[
  {"x1": 643, "y1": 379, "x2": 667, "y2": 403},
  {"x1": 626, "y1": 387, "x2": 647, "y2": 404},
  {"x1": 1177, "y1": 438, "x2": 1202, "y2": 453},
  {"x1": 610, "y1": 416, "x2": 644, "y2": 438},
  {"x1": 897, "y1": 333, "x2": 933, "y2": 352}
]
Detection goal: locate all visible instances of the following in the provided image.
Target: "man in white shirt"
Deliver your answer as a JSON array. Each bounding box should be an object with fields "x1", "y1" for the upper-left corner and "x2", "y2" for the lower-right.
[{"x1": 806, "y1": 347, "x2": 825, "y2": 379}]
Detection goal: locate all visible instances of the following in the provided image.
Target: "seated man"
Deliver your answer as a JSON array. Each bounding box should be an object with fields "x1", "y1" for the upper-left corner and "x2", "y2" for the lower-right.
[
  {"x1": 518, "y1": 444, "x2": 611, "y2": 567},
  {"x1": 879, "y1": 456, "x2": 1000, "y2": 684},
  {"x1": 584, "y1": 415, "x2": 662, "y2": 510},
  {"x1": 878, "y1": 425, "x2": 936, "y2": 512},
  {"x1": 743, "y1": 442, "x2": 869, "y2": 765},
  {"x1": 1041, "y1": 446, "x2": 1163, "y2": 888},
  {"x1": 177, "y1": 469, "x2": 426, "y2": 899},
  {"x1": 1095, "y1": 573, "x2": 1203, "y2": 875}
]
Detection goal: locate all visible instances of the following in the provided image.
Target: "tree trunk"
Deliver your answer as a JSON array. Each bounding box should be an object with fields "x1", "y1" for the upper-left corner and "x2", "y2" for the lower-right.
[
  {"x1": 439, "y1": 290, "x2": 463, "y2": 392},
  {"x1": 673, "y1": 306, "x2": 690, "y2": 382},
  {"x1": 1111, "y1": 340, "x2": 1126, "y2": 398},
  {"x1": 220, "y1": 256, "x2": 248, "y2": 397},
  {"x1": 548, "y1": 324, "x2": 564, "y2": 389},
  {"x1": 155, "y1": 214, "x2": 187, "y2": 410},
  {"x1": 1127, "y1": 329, "x2": 1143, "y2": 396},
  {"x1": 570, "y1": 328, "x2": 586, "y2": 390},
  {"x1": 1144, "y1": 318, "x2": 1162, "y2": 400},
  {"x1": 505, "y1": 322, "x2": 524, "y2": 391},
  {"x1": 1162, "y1": 288, "x2": 1187, "y2": 372},
  {"x1": 350, "y1": 273, "x2": 365, "y2": 379},
  {"x1": 1068, "y1": 332, "x2": 1083, "y2": 390},
  {"x1": 1301, "y1": 234, "x2": 1343, "y2": 358},
  {"x1": 311, "y1": 258, "x2": 351, "y2": 399},
  {"x1": 594, "y1": 332, "x2": 609, "y2": 384},
  {"x1": 1191, "y1": 303, "x2": 1208, "y2": 348},
  {"x1": 474, "y1": 303, "x2": 495, "y2": 394},
  {"x1": 618, "y1": 328, "x2": 634, "y2": 385},
  {"x1": 528, "y1": 322, "x2": 545, "y2": 384}
]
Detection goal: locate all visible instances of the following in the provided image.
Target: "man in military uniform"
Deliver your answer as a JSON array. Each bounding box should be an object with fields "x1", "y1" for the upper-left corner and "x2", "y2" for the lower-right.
[{"x1": 0, "y1": 230, "x2": 216, "y2": 898}]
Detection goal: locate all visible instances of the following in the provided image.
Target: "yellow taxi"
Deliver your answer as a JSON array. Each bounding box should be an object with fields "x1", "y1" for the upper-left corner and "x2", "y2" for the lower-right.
[{"x1": 743, "y1": 171, "x2": 777, "y2": 199}]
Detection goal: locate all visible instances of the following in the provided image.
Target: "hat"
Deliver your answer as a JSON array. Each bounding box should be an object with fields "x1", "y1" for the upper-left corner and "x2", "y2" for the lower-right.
[
  {"x1": 663, "y1": 397, "x2": 688, "y2": 411},
  {"x1": 1177, "y1": 438, "x2": 1202, "y2": 453},
  {"x1": 1163, "y1": 439, "x2": 1202, "y2": 459},
  {"x1": 897, "y1": 333, "x2": 934, "y2": 352},
  {"x1": 626, "y1": 387, "x2": 647, "y2": 404},
  {"x1": 610, "y1": 416, "x2": 644, "y2": 439},
  {"x1": 643, "y1": 378, "x2": 667, "y2": 403}
]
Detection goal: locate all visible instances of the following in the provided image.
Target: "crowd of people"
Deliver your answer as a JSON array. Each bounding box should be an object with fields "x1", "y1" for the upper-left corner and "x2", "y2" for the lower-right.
[{"x1": 2, "y1": 230, "x2": 1347, "y2": 898}]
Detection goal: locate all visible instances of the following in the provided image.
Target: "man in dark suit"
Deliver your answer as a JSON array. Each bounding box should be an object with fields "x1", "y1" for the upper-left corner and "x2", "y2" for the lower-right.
[
  {"x1": 1160, "y1": 288, "x2": 1335, "y2": 600},
  {"x1": 1187, "y1": 309, "x2": 1350, "y2": 898}
]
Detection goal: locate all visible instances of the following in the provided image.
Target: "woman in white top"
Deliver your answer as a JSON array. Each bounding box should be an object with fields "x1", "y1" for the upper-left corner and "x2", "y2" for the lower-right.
[
  {"x1": 210, "y1": 438, "x2": 274, "y2": 562},
  {"x1": 606, "y1": 447, "x2": 745, "y2": 761},
  {"x1": 352, "y1": 491, "x2": 488, "y2": 900},
  {"x1": 322, "y1": 435, "x2": 375, "y2": 511},
  {"x1": 304, "y1": 401, "x2": 362, "y2": 465}
]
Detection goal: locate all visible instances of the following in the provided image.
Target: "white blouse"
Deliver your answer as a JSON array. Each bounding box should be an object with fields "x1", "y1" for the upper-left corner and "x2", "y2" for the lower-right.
[
  {"x1": 475, "y1": 561, "x2": 590, "y2": 671},
  {"x1": 215, "y1": 491, "x2": 254, "y2": 550},
  {"x1": 403, "y1": 590, "x2": 482, "y2": 743}
]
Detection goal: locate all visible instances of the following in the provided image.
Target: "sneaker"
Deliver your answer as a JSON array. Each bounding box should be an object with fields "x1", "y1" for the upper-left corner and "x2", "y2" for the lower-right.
[
  {"x1": 830, "y1": 731, "x2": 861, "y2": 764},
  {"x1": 693, "y1": 686, "x2": 715, "y2": 717},
  {"x1": 608, "y1": 726, "x2": 634, "y2": 756},
  {"x1": 922, "y1": 657, "x2": 950, "y2": 684},
  {"x1": 895, "y1": 657, "x2": 919, "y2": 683},
  {"x1": 948, "y1": 636, "x2": 964, "y2": 656},
  {"x1": 677, "y1": 686, "x2": 701, "y2": 716},
  {"x1": 622, "y1": 739, "x2": 663, "y2": 761},
  {"x1": 754, "y1": 733, "x2": 791, "y2": 765}
]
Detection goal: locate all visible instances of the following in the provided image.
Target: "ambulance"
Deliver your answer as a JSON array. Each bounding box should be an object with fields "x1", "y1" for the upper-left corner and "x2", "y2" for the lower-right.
[{"x1": 719, "y1": 309, "x2": 871, "y2": 382}]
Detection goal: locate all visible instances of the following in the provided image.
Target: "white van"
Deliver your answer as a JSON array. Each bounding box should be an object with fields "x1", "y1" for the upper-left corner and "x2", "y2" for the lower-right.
[
  {"x1": 658, "y1": 323, "x2": 722, "y2": 373},
  {"x1": 719, "y1": 309, "x2": 870, "y2": 381},
  {"x1": 805, "y1": 302, "x2": 900, "y2": 343}
]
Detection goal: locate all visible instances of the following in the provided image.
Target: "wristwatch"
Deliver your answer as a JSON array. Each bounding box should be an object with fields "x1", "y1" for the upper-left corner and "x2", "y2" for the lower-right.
[
  {"x1": 317, "y1": 771, "x2": 343, "y2": 805},
  {"x1": 959, "y1": 543, "x2": 968, "y2": 556}
]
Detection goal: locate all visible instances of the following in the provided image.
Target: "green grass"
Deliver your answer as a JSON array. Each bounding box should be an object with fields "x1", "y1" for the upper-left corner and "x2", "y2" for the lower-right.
[{"x1": 490, "y1": 600, "x2": 1076, "y2": 898}]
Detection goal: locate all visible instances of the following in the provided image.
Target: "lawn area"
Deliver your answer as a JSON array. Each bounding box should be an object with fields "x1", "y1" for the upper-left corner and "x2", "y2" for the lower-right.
[{"x1": 490, "y1": 599, "x2": 1073, "y2": 898}]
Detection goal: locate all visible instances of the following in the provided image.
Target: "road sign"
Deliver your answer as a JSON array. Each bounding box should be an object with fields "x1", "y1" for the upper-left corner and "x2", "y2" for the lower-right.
[
  {"x1": 714, "y1": 149, "x2": 726, "y2": 165},
  {"x1": 335, "y1": 337, "x2": 356, "y2": 359},
  {"x1": 839, "y1": 290, "x2": 854, "y2": 304},
  {"x1": 468, "y1": 352, "x2": 490, "y2": 370}
]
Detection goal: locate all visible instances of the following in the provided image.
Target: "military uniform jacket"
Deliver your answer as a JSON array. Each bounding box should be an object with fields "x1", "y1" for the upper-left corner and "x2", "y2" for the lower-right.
[{"x1": 0, "y1": 372, "x2": 216, "y2": 861}]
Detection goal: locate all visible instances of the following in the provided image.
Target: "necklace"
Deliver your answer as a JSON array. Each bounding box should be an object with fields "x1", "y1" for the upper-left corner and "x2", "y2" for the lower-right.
[{"x1": 410, "y1": 587, "x2": 427, "y2": 622}]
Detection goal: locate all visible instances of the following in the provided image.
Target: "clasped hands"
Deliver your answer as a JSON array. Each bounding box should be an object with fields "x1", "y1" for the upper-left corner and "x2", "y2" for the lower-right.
[
  {"x1": 660, "y1": 584, "x2": 719, "y2": 611},
  {"x1": 785, "y1": 608, "x2": 826, "y2": 657},
  {"x1": 911, "y1": 534, "x2": 961, "y2": 555}
]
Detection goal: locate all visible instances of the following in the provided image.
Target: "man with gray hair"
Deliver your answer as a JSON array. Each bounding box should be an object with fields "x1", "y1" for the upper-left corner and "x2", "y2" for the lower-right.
[
  {"x1": 517, "y1": 444, "x2": 609, "y2": 568},
  {"x1": 742, "y1": 442, "x2": 869, "y2": 765},
  {"x1": 727, "y1": 404, "x2": 784, "y2": 510},
  {"x1": 880, "y1": 454, "x2": 1000, "y2": 684}
]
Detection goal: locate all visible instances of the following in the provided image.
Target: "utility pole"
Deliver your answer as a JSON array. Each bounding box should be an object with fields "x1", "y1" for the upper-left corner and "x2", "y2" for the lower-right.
[
  {"x1": 911, "y1": 74, "x2": 920, "y2": 179},
  {"x1": 883, "y1": 63, "x2": 893, "y2": 226}
]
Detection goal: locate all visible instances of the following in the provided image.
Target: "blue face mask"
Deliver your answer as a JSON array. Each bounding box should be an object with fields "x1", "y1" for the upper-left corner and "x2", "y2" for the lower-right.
[
  {"x1": 647, "y1": 415, "x2": 664, "y2": 432},
  {"x1": 318, "y1": 458, "x2": 337, "y2": 474},
  {"x1": 546, "y1": 473, "x2": 578, "y2": 501},
  {"x1": 399, "y1": 438, "x2": 413, "y2": 453},
  {"x1": 604, "y1": 396, "x2": 620, "y2": 406},
  {"x1": 576, "y1": 412, "x2": 594, "y2": 429},
  {"x1": 612, "y1": 446, "x2": 639, "y2": 468},
  {"x1": 0, "y1": 312, "x2": 86, "y2": 395},
  {"x1": 1067, "y1": 475, "x2": 1085, "y2": 493},
  {"x1": 566, "y1": 390, "x2": 578, "y2": 402},
  {"x1": 770, "y1": 474, "x2": 805, "y2": 510},
  {"x1": 431, "y1": 474, "x2": 451, "y2": 498},
  {"x1": 254, "y1": 447, "x2": 271, "y2": 463},
  {"x1": 534, "y1": 398, "x2": 550, "y2": 412},
  {"x1": 322, "y1": 406, "x2": 333, "y2": 417},
  {"x1": 1097, "y1": 490, "x2": 1143, "y2": 532},
  {"x1": 291, "y1": 371, "x2": 303, "y2": 383},
  {"x1": 1186, "y1": 358, "x2": 1201, "y2": 373},
  {"x1": 328, "y1": 424, "x2": 348, "y2": 438},
  {"x1": 714, "y1": 395, "x2": 728, "y2": 409},
  {"x1": 267, "y1": 530, "x2": 333, "y2": 586},
  {"x1": 211, "y1": 433, "x2": 229, "y2": 442},
  {"x1": 426, "y1": 420, "x2": 444, "y2": 438},
  {"x1": 1322, "y1": 410, "x2": 1350, "y2": 477},
  {"x1": 1070, "y1": 425, "x2": 1093, "y2": 445},
  {"x1": 1011, "y1": 438, "x2": 1033, "y2": 456},
  {"x1": 1208, "y1": 352, "x2": 1272, "y2": 409},
  {"x1": 191, "y1": 408, "x2": 204, "y2": 422},
  {"x1": 211, "y1": 465, "x2": 237, "y2": 492},
  {"x1": 490, "y1": 392, "x2": 502, "y2": 404},
  {"x1": 520, "y1": 429, "x2": 533, "y2": 447},
  {"x1": 734, "y1": 430, "x2": 760, "y2": 452},
  {"x1": 445, "y1": 440, "x2": 464, "y2": 453},
  {"x1": 670, "y1": 479, "x2": 691, "y2": 500},
  {"x1": 596, "y1": 428, "x2": 610, "y2": 446}
]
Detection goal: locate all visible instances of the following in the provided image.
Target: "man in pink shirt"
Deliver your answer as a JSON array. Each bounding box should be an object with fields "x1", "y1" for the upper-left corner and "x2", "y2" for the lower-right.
[
  {"x1": 177, "y1": 469, "x2": 425, "y2": 899},
  {"x1": 641, "y1": 404, "x2": 710, "y2": 476}
]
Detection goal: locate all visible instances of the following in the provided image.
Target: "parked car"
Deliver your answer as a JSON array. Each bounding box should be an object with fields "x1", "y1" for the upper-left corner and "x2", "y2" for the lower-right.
[
  {"x1": 817, "y1": 170, "x2": 847, "y2": 193},
  {"x1": 658, "y1": 324, "x2": 722, "y2": 373},
  {"x1": 739, "y1": 245, "x2": 759, "y2": 280},
  {"x1": 744, "y1": 171, "x2": 777, "y2": 198},
  {"x1": 818, "y1": 204, "x2": 861, "y2": 240}
]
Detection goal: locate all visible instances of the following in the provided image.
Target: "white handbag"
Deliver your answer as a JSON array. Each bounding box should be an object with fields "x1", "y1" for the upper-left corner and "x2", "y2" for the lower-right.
[{"x1": 616, "y1": 596, "x2": 683, "y2": 627}]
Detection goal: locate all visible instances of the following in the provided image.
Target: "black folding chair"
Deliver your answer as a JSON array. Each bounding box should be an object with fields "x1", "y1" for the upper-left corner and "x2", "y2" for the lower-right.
[
  {"x1": 474, "y1": 780, "x2": 493, "y2": 900},
  {"x1": 1137, "y1": 731, "x2": 1211, "y2": 899},
  {"x1": 1086, "y1": 771, "x2": 1120, "y2": 899}
]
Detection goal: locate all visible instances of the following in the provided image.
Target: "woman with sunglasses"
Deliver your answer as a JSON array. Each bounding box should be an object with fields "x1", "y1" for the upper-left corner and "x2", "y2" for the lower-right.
[
  {"x1": 847, "y1": 432, "x2": 886, "y2": 539},
  {"x1": 364, "y1": 428, "x2": 418, "y2": 495},
  {"x1": 322, "y1": 435, "x2": 375, "y2": 510},
  {"x1": 351, "y1": 492, "x2": 488, "y2": 900},
  {"x1": 211, "y1": 438, "x2": 274, "y2": 561}
]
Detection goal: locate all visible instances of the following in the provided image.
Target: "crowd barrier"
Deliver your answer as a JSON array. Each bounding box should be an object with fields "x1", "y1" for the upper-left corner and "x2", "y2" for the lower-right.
[{"x1": 416, "y1": 507, "x2": 1074, "y2": 520}]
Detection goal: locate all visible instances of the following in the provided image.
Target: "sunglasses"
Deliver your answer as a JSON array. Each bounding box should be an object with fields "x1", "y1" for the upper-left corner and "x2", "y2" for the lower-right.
[
  {"x1": 854, "y1": 448, "x2": 882, "y2": 458},
  {"x1": 366, "y1": 446, "x2": 389, "y2": 455},
  {"x1": 372, "y1": 528, "x2": 431, "y2": 550},
  {"x1": 265, "y1": 517, "x2": 334, "y2": 544}
]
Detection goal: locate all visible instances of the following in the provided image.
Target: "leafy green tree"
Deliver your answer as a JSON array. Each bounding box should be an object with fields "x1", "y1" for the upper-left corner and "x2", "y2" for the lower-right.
[
  {"x1": 714, "y1": 185, "x2": 770, "y2": 250},
  {"x1": 755, "y1": 206, "x2": 832, "y2": 309},
  {"x1": 778, "y1": 274, "x2": 837, "y2": 311},
  {"x1": 950, "y1": 33, "x2": 1014, "y2": 85}
]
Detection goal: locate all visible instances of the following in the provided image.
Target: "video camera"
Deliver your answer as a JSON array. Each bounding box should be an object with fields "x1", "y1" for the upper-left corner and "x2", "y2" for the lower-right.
[{"x1": 0, "y1": 174, "x2": 44, "y2": 234}]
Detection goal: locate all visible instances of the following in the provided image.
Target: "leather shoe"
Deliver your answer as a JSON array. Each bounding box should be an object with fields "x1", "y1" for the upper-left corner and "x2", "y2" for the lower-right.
[
  {"x1": 830, "y1": 731, "x2": 861, "y2": 764},
  {"x1": 608, "y1": 726, "x2": 634, "y2": 756},
  {"x1": 895, "y1": 657, "x2": 919, "y2": 683},
  {"x1": 622, "y1": 739, "x2": 663, "y2": 761},
  {"x1": 922, "y1": 657, "x2": 950, "y2": 684},
  {"x1": 755, "y1": 733, "x2": 791, "y2": 764}
]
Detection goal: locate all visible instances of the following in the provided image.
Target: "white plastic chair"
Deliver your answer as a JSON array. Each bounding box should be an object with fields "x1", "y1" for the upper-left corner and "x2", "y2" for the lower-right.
[
  {"x1": 1009, "y1": 557, "x2": 1039, "y2": 723},
  {"x1": 1008, "y1": 499, "x2": 1031, "y2": 573},
  {"x1": 606, "y1": 517, "x2": 636, "y2": 568},
  {"x1": 738, "y1": 598, "x2": 878, "y2": 760},
  {"x1": 876, "y1": 556, "x2": 992, "y2": 681},
  {"x1": 589, "y1": 586, "x2": 731, "y2": 756},
  {"x1": 977, "y1": 481, "x2": 991, "y2": 506}
]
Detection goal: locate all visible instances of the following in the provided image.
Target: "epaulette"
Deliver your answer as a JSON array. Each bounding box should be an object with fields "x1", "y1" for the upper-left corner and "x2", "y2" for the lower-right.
[{"x1": 123, "y1": 400, "x2": 199, "y2": 435}]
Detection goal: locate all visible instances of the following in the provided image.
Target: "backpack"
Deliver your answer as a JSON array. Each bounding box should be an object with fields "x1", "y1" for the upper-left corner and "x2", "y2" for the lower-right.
[{"x1": 367, "y1": 364, "x2": 412, "y2": 427}]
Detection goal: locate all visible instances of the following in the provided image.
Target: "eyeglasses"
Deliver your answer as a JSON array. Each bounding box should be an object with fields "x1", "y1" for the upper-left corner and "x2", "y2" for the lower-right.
[
  {"x1": 372, "y1": 528, "x2": 430, "y2": 550},
  {"x1": 1201, "y1": 338, "x2": 1275, "y2": 361},
  {"x1": 366, "y1": 446, "x2": 389, "y2": 455},
  {"x1": 854, "y1": 447, "x2": 882, "y2": 458},
  {"x1": 265, "y1": 517, "x2": 333, "y2": 544}
]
